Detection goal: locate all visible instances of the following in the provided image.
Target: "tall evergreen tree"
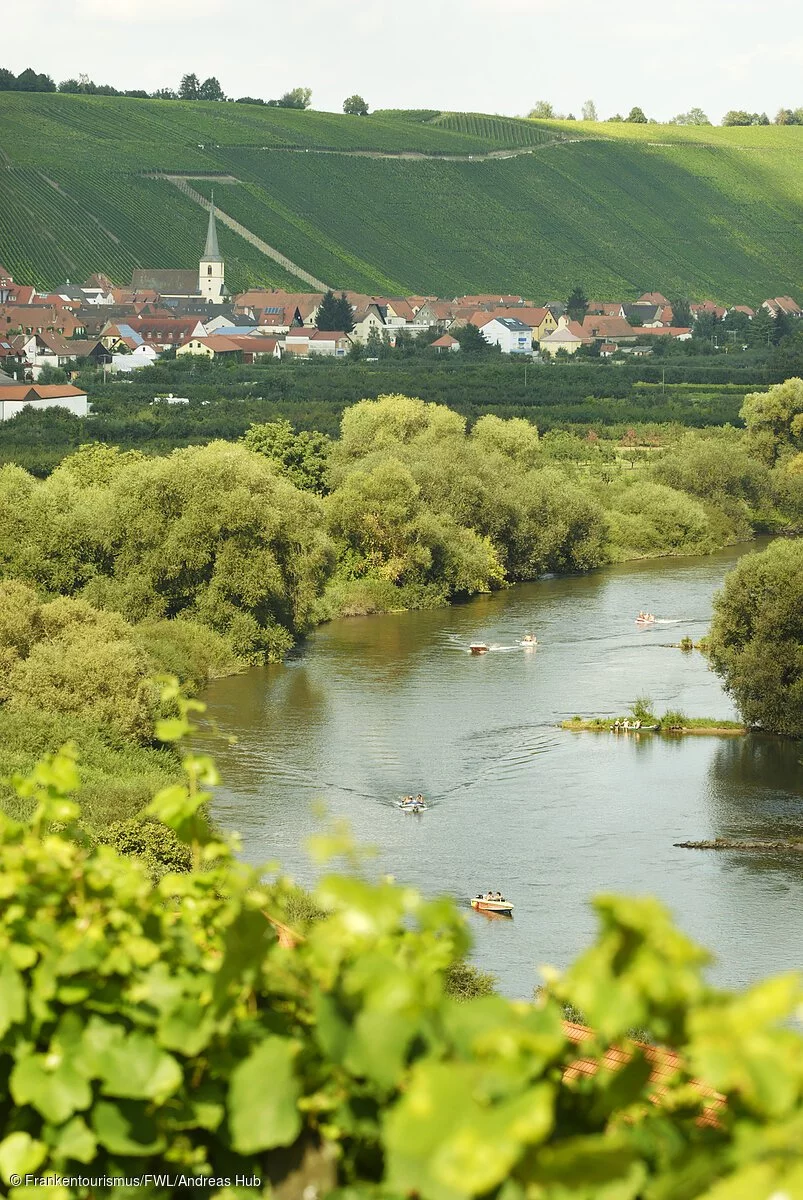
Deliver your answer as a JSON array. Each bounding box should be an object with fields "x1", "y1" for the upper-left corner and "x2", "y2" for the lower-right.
[
  {"x1": 315, "y1": 291, "x2": 341, "y2": 331},
  {"x1": 566, "y1": 286, "x2": 589, "y2": 322},
  {"x1": 334, "y1": 293, "x2": 354, "y2": 332}
]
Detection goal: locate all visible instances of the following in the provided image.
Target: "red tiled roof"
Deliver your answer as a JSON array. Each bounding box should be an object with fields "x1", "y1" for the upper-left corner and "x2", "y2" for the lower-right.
[
  {"x1": 636, "y1": 327, "x2": 692, "y2": 337},
  {"x1": 580, "y1": 315, "x2": 636, "y2": 339},
  {"x1": 0, "y1": 383, "x2": 87, "y2": 401},
  {"x1": 637, "y1": 292, "x2": 669, "y2": 306},
  {"x1": 431, "y1": 333, "x2": 458, "y2": 346},
  {"x1": 562, "y1": 1022, "x2": 724, "y2": 1128}
]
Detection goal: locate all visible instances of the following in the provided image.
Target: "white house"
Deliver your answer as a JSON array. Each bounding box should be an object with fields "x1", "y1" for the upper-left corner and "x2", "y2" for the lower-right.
[
  {"x1": 110, "y1": 344, "x2": 160, "y2": 373},
  {"x1": 0, "y1": 383, "x2": 89, "y2": 420},
  {"x1": 480, "y1": 316, "x2": 533, "y2": 355}
]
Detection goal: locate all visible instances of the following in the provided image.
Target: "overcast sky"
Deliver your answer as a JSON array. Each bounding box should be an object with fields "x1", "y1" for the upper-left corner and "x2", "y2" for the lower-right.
[{"x1": 7, "y1": 0, "x2": 802, "y2": 122}]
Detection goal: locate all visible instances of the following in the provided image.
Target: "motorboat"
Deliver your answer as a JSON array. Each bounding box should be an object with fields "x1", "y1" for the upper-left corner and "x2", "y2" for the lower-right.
[
  {"x1": 521, "y1": 633, "x2": 538, "y2": 646},
  {"x1": 469, "y1": 643, "x2": 490, "y2": 654},
  {"x1": 397, "y1": 796, "x2": 427, "y2": 812},
  {"x1": 635, "y1": 612, "x2": 655, "y2": 625},
  {"x1": 470, "y1": 894, "x2": 514, "y2": 914}
]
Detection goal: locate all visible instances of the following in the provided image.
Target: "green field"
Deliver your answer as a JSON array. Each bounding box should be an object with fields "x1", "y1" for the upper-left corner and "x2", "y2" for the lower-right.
[{"x1": 1, "y1": 93, "x2": 801, "y2": 299}]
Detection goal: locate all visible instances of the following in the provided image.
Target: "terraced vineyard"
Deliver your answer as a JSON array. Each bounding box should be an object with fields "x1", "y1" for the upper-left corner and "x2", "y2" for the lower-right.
[
  {"x1": 1, "y1": 93, "x2": 801, "y2": 298},
  {"x1": 0, "y1": 168, "x2": 307, "y2": 291}
]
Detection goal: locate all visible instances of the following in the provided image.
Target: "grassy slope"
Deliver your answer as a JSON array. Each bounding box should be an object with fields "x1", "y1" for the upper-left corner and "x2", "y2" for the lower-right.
[{"x1": 1, "y1": 94, "x2": 801, "y2": 299}]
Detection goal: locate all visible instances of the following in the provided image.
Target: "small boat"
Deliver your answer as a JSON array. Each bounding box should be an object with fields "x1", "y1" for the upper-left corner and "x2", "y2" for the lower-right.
[
  {"x1": 470, "y1": 894, "x2": 514, "y2": 914},
  {"x1": 635, "y1": 612, "x2": 655, "y2": 625},
  {"x1": 521, "y1": 633, "x2": 538, "y2": 646},
  {"x1": 469, "y1": 643, "x2": 490, "y2": 655},
  {"x1": 397, "y1": 796, "x2": 427, "y2": 812}
]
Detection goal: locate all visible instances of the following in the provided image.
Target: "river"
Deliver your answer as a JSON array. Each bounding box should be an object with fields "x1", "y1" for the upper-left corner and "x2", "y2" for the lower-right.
[{"x1": 204, "y1": 542, "x2": 803, "y2": 998}]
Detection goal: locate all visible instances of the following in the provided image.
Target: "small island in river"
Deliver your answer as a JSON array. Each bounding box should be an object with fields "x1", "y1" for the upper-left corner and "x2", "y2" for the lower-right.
[{"x1": 561, "y1": 716, "x2": 747, "y2": 736}]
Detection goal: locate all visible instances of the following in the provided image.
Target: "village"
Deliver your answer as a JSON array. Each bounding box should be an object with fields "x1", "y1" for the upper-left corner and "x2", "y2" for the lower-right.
[{"x1": 0, "y1": 205, "x2": 800, "y2": 420}]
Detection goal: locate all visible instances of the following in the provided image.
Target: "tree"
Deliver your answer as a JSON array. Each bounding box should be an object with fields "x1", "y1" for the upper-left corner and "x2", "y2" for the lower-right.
[
  {"x1": 151, "y1": 87, "x2": 177, "y2": 100},
  {"x1": 343, "y1": 93, "x2": 369, "y2": 116},
  {"x1": 198, "y1": 76, "x2": 224, "y2": 101},
  {"x1": 708, "y1": 538, "x2": 803, "y2": 734},
  {"x1": 775, "y1": 107, "x2": 803, "y2": 125},
  {"x1": 740, "y1": 377, "x2": 803, "y2": 462},
  {"x1": 276, "y1": 86, "x2": 312, "y2": 109},
  {"x1": 581, "y1": 99, "x2": 597, "y2": 121},
  {"x1": 528, "y1": 100, "x2": 554, "y2": 119},
  {"x1": 14, "y1": 67, "x2": 55, "y2": 92},
  {"x1": 58, "y1": 78, "x2": 81, "y2": 94},
  {"x1": 566, "y1": 286, "x2": 589, "y2": 322},
  {"x1": 0, "y1": 67, "x2": 15, "y2": 90},
  {"x1": 768, "y1": 330, "x2": 803, "y2": 378},
  {"x1": 453, "y1": 323, "x2": 492, "y2": 355},
  {"x1": 179, "y1": 72, "x2": 200, "y2": 100},
  {"x1": 723, "y1": 109, "x2": 770, "y2": 126},
  {"x1": 671, "y1": 107, "x2": 710, "y2": 125},
  {"x1": 626, "y1": 106, "x2": 648, "y2": 123},
  {"x1": 670, "y1": 297, "x2": 692, "y2": 328},
  {"x1": 315, "y1": 290, "x2": 342, "y2": 331},
  {"x1": 242, "y1": 420, "x2": 332, "y2": 494},
  {"x1": 607, "y1": 113, "x2": 624, "y2": 122},
  {"x1": 748, "y1": 305, "x2": 776, "y2": 349},
  {"x1": 334, "y1": 292, "x2": 354, "y2": 333}
]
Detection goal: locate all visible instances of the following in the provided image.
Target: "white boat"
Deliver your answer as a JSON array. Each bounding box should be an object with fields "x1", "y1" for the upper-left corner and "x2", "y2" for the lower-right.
[
  {"x1": 521, "y1": 634, "x2": 538, "y2": 646},
  {"x1": 469, "y1": 643, "x2": 490, "y2": 654},
  {"x1": 470, "y1": 895, "x2": 514, "y2": 914},
  {"x1": 397, "y1": 798, "x2": 426, "y2": 812}
]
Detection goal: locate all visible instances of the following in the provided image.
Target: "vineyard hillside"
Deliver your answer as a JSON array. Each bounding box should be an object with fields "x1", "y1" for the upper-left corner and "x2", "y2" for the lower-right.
[{"x1": 1, "y1": 93, "x2": 801, "y2": 299}]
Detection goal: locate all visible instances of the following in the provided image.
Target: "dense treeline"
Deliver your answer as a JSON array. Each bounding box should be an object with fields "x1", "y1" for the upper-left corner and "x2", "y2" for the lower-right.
[
  {"x1": 1, "y1": 385, "x2": 801, "y2": 826},
  {"x1": 0, "y1": 65, "x2": 311, "y2": 107},
  {"x1": 4, "y1": 347, "x2": 798, "y2": 477}
]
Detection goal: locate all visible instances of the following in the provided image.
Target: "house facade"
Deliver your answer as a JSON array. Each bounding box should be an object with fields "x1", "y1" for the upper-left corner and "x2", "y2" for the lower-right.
[
  {"x1": 480, "y1": 316, "x2": 533, "y2": 354},
  {"x1": 0, "y1": 383, "x2": 89, "y2": 420}
]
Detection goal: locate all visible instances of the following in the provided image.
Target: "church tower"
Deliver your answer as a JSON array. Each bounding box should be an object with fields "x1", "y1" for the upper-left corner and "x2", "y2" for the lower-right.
[{"x1": 199, "y1": 197, "x2": 225, "y2": 302}]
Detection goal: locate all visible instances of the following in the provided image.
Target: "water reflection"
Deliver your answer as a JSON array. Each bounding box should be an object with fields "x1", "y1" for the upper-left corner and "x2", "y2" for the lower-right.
[{"x1": 204, "y1": 542, "x2": 803, "y2": 997}]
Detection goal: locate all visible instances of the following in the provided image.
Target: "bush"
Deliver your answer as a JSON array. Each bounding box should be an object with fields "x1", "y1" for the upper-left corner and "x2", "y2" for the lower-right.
[
  {"x1": 708, "y1": 538, "x2": 803, "y2": 734},
  {"x1": 629, "y1": 695, "x2": 657, "y2": 723}
]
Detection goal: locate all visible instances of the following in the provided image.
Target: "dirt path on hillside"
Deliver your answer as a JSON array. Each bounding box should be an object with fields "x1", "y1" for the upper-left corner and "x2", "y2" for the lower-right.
[{"x1": 161, "y1": 177, "x2": 329, "y2": 291}]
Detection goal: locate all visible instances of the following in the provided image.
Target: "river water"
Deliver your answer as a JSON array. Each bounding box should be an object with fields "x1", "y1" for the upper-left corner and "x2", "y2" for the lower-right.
[{"x1": 204, "y1": 542, "x2": 803, "y2": 998}]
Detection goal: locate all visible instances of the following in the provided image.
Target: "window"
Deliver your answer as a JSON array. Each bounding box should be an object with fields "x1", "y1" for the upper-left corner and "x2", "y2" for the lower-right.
[{"x1": 208, "y1": 266, "x2": 213, "y2": 276}]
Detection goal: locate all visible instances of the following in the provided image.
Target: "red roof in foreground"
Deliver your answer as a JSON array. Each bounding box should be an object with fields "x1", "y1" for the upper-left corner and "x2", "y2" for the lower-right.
[
  {"x1": 0, "y1": 384, "x2": 87, "y2": 401},
  {"x1": 562, "y1": 1022, "x2": 724, "y2": 1128},
  {"x1": 431, "y1": 333, "x2": 459, "y2": 347}
]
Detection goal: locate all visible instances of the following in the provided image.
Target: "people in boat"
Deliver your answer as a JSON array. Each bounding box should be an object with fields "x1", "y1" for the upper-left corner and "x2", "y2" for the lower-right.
[
  {"x1": 415, "y1": 794, "x2": 424, "y2": 804},
  {"x1": 522, "y1": 633, "x2": 537, "y2": 644}
]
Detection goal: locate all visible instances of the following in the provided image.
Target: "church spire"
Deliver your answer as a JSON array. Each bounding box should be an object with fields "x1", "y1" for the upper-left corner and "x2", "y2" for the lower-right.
[{"x1": 203, "y1": 194, "x2": 222, "y2": 262}]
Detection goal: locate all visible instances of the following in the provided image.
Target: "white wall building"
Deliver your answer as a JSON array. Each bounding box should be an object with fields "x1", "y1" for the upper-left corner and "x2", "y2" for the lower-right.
[
  {"x1": 0, "y1": 383, "x2": 89, "y2": 420},
  {"x1": 480, "y1": 316, "x2": 533, "y2": 354}
]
